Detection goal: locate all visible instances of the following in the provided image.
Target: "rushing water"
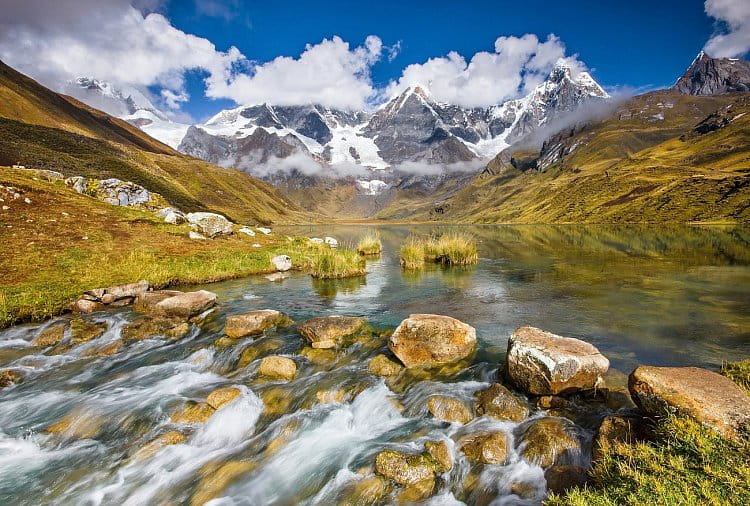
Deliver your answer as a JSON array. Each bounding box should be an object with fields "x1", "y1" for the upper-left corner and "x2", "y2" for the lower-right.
[{"x1": 0, "y1": 225, "x2": 748, "y2": 505}]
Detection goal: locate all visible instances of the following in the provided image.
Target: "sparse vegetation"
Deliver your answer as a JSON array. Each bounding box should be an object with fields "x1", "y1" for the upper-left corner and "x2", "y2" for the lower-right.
[
  {"x1": 305, "y1": 245, "x2": 367, "y2": 279},
  {"x1": 721, "y1": 359, "x2": 750, "y2": 394},
  {"x1": 356, "y1": 234, "x2": 382, "y2": 255},
  {"x1": 400, "y1": 234, "x2": 478, "y2": 269}
]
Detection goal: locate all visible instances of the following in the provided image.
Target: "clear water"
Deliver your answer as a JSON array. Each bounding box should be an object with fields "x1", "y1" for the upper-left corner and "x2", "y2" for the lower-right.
[{"x1": 0, "y1": 225, "x2": 748, "y2": 505}]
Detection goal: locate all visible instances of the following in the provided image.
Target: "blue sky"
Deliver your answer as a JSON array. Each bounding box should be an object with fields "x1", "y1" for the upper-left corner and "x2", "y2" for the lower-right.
[{"x1": 2, "y1": 0, "x2": 748, "y2": 122}]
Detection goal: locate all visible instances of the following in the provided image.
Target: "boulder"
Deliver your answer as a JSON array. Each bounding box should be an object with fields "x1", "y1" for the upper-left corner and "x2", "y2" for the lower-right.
[
  {"x1": 189, "y1": 231, "x2": 207, "y2": 240},
  {"x1": 505, "y1": 326, "x2": 609, "y2": 395},
  {"x1": 388, "y1": 314, "x2": 476, "y2": 368},
  {"x1": 424, "y1": 440, "x2": 453, "y2": 472},
  {"x1": 475, "y1": 383, "x2": 529, "y2": 422},
  {"x1": 133, "y1": 290, "x2": 182, "y2": 312},
  {"x1": 460, "y1": 432, "x2": 509, "y2": 465},
  {"x1": 157, "y1": 207, "x2": 186, "y2": 225},
  {"x1": 65, "y1": 176, "x2": 88, "y2": 194},
  {"x1": 171, "y1": 401, "x2": 215, "y2": 423},
  {"x1": 426, "y1": 395, "x2": 474, "y2": 424},
  {"x1": 298, "y1": 316, "x2": 367, "y2": 349},
  {"x1": 259, "y1": 356, "x2": 297, "y2": 381},
  {"x1": 238, "y1": 226, "x2": 256, "y2": 237},
  {"x1": 224, "y1": 310, "x2": 286, "y2": 338},
  {"x1": 374, "y1": 450, "x2": 440, "y2": 486},
  {"x1": 519, "y1": 418, "x2": 582, "y2": 469},
  {"x1": 71, "y1": 298, "x2": 104, "y2": 314},
  {"x1": 0, "y1": 369, "x2": 22, "y2": 388},
  {"x1": 32, "y1": 321, "x2": 68, "y2": 347},
  {"x1": 271, "y1": 255, "x2": 292, "y2": 272},
  {"x1": 368, "y1": 354, "x2": 404, "y2": 376},
  {"x1": 187, "y1": 212, "x2": 233, "y2": 237},
  {"x1": 324, "y1": 236, "x2": 339, "y2": 248},
  {"x1": 544, "y1": 465, "x2": 590, "y2": 495},
  {"x1": 70, "y1": 319, "x2": 108, "y2": 343},
  {"x1": 137, "y1": 290, "x2": 217, "y2": 319},
  {"x1": 628, "y1": 366, "x2": 750, "y2": 439},
  {"x1": 206, "y1": 386, "x2": 242, "y2": 410}
]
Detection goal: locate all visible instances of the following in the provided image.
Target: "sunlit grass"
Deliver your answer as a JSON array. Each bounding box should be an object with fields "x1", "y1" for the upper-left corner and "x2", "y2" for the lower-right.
[
  {"x1": 400, "y1": 239, "x2": 426, "y2": 269},
  {"x1": 306, "y1": 246, "x2": 366, "y2": 279},
  {"x1": 356, "y1": 234, "x2": 382, "y2": 255},
  {"x1": 399, "y1": 234, "x2": 478, "y2": 269},
  {"x1": 721, "y1": 359, "x2": 750, "y2": 394}
]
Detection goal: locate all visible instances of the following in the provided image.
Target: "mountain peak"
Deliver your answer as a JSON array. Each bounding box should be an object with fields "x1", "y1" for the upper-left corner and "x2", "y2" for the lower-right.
[{"x1": 674, "y1": 53, "x2": 750, "y2": 95}]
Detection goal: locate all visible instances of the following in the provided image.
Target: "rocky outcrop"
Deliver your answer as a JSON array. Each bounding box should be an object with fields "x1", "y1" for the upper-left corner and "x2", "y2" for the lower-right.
[
  {"x1": 259, "y1": 356, "x2": 297, "y2": 380},
  {"x1": 426, "y1": 396, "x2": 474, "y2": 424},
  {"x1": 156, "y1": 207, "x2": 186, "y2": 224},
  {"x1": 674, "y1": 52, "x2": 750, "y2": 96},
  {"x1": 224, "y1": 310, "x2": 286, "y2": 338},
  {"x1": 628, "y1": 366, "x2": 750, "y2": 439},
  {"x1": 271, "y1": 255, "x2": 292, "y2": 272},
  {"x1": 505, "y1": 326, "x2": 609, "y2": 395},
  {"x1": 186, "y1": 212, "x2": 233, "y2": 237},
  {"x1": 65, "y1": 176, "x2": 164, "y2": 209},
  {"x1": 474, "y1": 383, "x2": 529, "y2": 421},
  {"x1": 388, "y1": 314, "x2": 476, "y2": 368},
  {"x1": 460, "y1": 432, "x2": 509, "y2": 465},
  {"x1": 298, "y1": 316, "x2": 367, "y2": 349}
]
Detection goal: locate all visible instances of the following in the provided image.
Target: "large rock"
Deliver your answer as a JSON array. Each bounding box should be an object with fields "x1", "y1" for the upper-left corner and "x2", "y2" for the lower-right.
[
  {"x1": 206, "y1": 386, "x2": 242, "y2": 410},
  {"x1": 426, "y1": 395, "x2": 474, "y2": 424},
  {"x1": 186, "y1": 212, "x2": 233, "y2": 237},
  {"x1": 32, "y1": 321, "x2": 68, "y2": 347},
  {"x1": 298, "y1": 316, "x2": 367, "y2": 349},
  {"x1": 628, "y1": 366, "x2": 750, "y2": 439},
  {"x1": 474, "y1": 383, "x2": 529, "y2": 421},
  {"x1": 388, "y1": 314, "x2": 476, "y2": 368},
  {"x1": 505, "y1": 326, "x2": 609, "y2": 395},
  {"x1": 224, "y1": 310, "x2": 286, "y2": 338},
  {"x1": 157, "y1": 207, "x2": 186, "y2": 225},
  {"x1": 460, "y1": 432, "x2": 509, "y2": 465},
  {"x1": 259, "y1": 356, "x2": 297, "y2": 381},
  {"x1": 135, "y1": 290, "x2": 217, "y2": 319},
  {"x1": 374, "y1": 450, "x2": 440, "y2": 486},
  {"x1": 271, "y1": 255, "x2": 292, "y2": 272},
  {"x1": 122, "y1": 316, "x2": 190, "y2": 342},
  {"x1": 519, "y1": 417, "x2": 582, "y2": 469}
]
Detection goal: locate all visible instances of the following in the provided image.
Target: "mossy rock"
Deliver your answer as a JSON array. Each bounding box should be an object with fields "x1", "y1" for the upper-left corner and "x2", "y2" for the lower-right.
[
  {"x1": 0, "y1": 369, "x2": 23, "y2": 388},
  {"x1": 122, "y1": 316, "x2": 190, "y2": 342},
  {"x1": 424, "y1": 440, "x2": 452, "y2": 472},
  {"x1": 474, "y1": 383, "x2": 528, "y2": 422},
  {"x1": 369, "y1": 354, "x2": 403, "y2": 377},
  {"x1": 32, "y1": 321, "x2": 68, "y2": 347},
  {"x1": 171, "y1": 401, "x2": 215, "y2": 424},
  {"x1": 460, "y1": 432, "x2": 508, "y2": 465},
  {"x1": 70, "y1": 318, "x2": 108, "y2": 343},
  {"x1": 258, "y1": 356, "x2": 297, "y2": 381},
  {"x1": 396, "y1": 478, "x2": 435, "y2": 503},
  {"x1": 427, "y1": 395, "x2": 474, "y2": 424},
  {"x1": 374, "y1": 449, "x2": 441, "y2": 486},
  {"x1": 520, "y1": 417, "x2": 582, "y2": 468}
]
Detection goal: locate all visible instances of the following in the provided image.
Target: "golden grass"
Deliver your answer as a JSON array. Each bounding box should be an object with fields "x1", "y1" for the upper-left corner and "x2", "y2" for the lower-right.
[
  {"x1": 400, "y1": 234, "x2": 478, "y2": 269},
  {"x1": 303, "y1": 242, "x2": 366, "y2": 279},
  {"x1": 356, "y1": 234, "x2": 382, "y2": 255}
]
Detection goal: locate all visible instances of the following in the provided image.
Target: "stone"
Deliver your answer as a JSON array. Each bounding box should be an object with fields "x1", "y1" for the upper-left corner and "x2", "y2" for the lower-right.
[
  {"x1": 298, "y1": 316, "x2": 367, "y2": 349},
  {"x1": 171, "y1": 401, "x2": 215, "y2": 423},
  {"x1": 510, "y1": 482, "x2": 538, "y2": 500},
  {"x1": 0, "y1": 369, "x2": 22, "y2": 388},
  {"x1": 192, "y1": 460, "x2": 255, "y2": 506},
  {"x1": 264, "y1": 272, "x2": 289, "y2": 282},
  {"x1": 261, "y1": 387, "x2": 293, "y2": 416},
  {"x1": 224, "y1": 310, "x2": 285, "y2": 338},
  {"x1": 520, "y1": 418, "x2": 582, "y2": 469},
  {"x1": 84, "y1": 340, "x2": 125, "y2": 357},
  {"x1": 474, "y1": 383, "x2": 529, "y2": 421},
  {"x1": 314, "y1": 389, "x2": 347, "y2": 404},
  {"x1": 71, "y1": 298, "x2": 104, "y2": 314},
  {"x1": 460, "y1": 432, "x2": 508, "y2": 465},
  {"x1": 324, "y1": 236, "x2": 339, "y2": 248},
  {"x1": 628, "y1": 366, "x2": 750, "y2": 439},
  {"x1": 424, "y1": 440, "x2": 452, "y2": 472},
  {"x1": 388, "y1": 314, "x2": 476, "y2": 368},
  {"x1": 32, "y1": 321, "x2": 68, "y2": 347},
  {"x1": 426, "y1": 396, "x2": 474, "y2": 424},
  {"x1": 122, "y1": 316, "x2": 191, "y2": 342},
  {"x1": 505, "y1": 326, "x2": 609, "y2": 395},
  {"x1": 593, "y1": 414, "x2": 650, "y2": 461},
  {"x1": 189, "y1": 231, "x2": 207, "y2": 240},
  {"x1": 397, "y1": 478, "x2": 435, "y2": 503},
  {"x1": 146, "y1": 290, "x2": 217, "y2": 319},
  {"x1": 343, "y1": 476, "x2": 390, "y2": 505},
  {"x1": 544, "y1": 465, "x2": 590, "y2": 495},
  {"x1": 374, "y1": 450, "x2": 438, "y2": 486},
  {"x1": 259, "y1": 356, "x2": 297, "y2": 381},
  {"x1": 271, "y1": 255, "x2": 292, "y2": 272},
  {"x1": 104, "y1": 280, "x2": 149, "y2": 300},
  {"x1": 134, "y1": 430, "x2": 188, "y2": 460},
  {"x1": 257, "y1": 227, "x2": 271, "y2": 235},
  {"x1": 70, "y1": 318, "x2": 108, "y2": 343},
  {"x1": 368, "y1": 354, "x2": 404, "y2": 376},
  {"x1": 65, "y1": 176, "x2": 88, "y2": 194},
  {"x1": 238, "y1": 226, "x2": 256, "y2": 237},
  {"x1": 46, "y1": 410, "x2": 104, "y2": 439},
  {"x1": 186, "y1": 212, "x2": 233, "y2": 237},
  {"x1": 156, "y1": 207, "x2": 186, "y2": 224},
  {"x1": 133, "y1": 290, "x2": 182, "y2": 312},
  {"x1": 206, "y1": 386, "x2": 242, "y2": 410}
]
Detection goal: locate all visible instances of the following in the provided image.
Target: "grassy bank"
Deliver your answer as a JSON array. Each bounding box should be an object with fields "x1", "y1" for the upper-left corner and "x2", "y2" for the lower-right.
[
  {"x1": 0, "y1": 169, "x2": 354, "y2": 328},
  {"x1": 399, "y1": 234, "x2": 478, "y2": 269}
]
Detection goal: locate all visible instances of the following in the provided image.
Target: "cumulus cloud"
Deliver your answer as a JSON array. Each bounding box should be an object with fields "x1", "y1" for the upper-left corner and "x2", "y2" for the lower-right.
[
  {"x1": 0, "y1": 0, "x2": 241, "y2": 115},
  {"x1": 704, "y1": 0, "x2": 750, "y2": 57},
  {"x1": 205, "y1": 36, "x2": 384, "y2": 110},
  {"x1": 386, "y1": 34, "x2": 587, "y2": 108},
  {"x1": 387, "y1": 34, "x2": 585, "y2": 107}
]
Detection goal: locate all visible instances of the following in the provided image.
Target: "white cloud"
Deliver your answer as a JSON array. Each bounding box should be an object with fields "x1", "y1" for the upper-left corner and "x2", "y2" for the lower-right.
[
  {"x1": 161, "y1": 89, "x2": 190, "y2": 110},
  {"x1": 704, "y1": 0, "x2": 750, "y2": 57},
  {"x1": 205, "y1": 36, "x2": 384, "y2": 110},
  {"x1": 386, "y1": 34, "x2": 587, "y2": 107}
]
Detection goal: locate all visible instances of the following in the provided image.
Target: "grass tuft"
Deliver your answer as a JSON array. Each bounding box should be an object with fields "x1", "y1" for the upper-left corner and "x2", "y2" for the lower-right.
[
  {"x1": 356, "y1": 234, "x2": 382, "y2": 255},
  {"x1": 400, "y1": 239, "x2": 426, "y2": 269},
  {"x1": 721, "y1": 359, "x2": 750, "y2": 394},
  {"x1": 399, "y1": 234, "x2": 478, "y2": 269},
  {"x1": 306, "y1": 245, "x2": 366, "y2": 279}
]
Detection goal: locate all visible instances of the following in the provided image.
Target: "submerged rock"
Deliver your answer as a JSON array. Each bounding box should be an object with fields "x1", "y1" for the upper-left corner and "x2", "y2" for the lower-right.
[
  {"x1": 388, "y1": 314, "x2": 476, "y2": 368},
  {"x1": 259, "y1": 356, "x2": 297, "y2": 381},
  {"x1": 0, "y1": 369, "x2": 22, "y2": 388},
  {"x1": 265, "y1": 272, "x2": 289, "y2": 282},
  {"x1": 171, "y1": 401, "x2": 215, "y2": 424},
  {"x1": 341, "y1": 476, "x2": 391, "y2": 505},
  {"x1": 368, "y1": 354, "x2": 404, "y2": 376},
  {"x1": 271, "y1": 255, "x2": 292, "y2": 272},
  {"x1": 397, "y1": 478, "x2": 435, "y2": 503},
  {"x1": 460, "y1": 432, "x2": 509, "y2": 465},
  {"x1": 70, "y1": 318, "x2": 108, "y2": 343},
  {"x1": 46, "y1": 409, "x2": 104, "y2": 439},
  {"x1": 505, "y1": 326, "x2": 609, "y2": 395},
  {"x1": 206, "y1": 386, "x2": 242, "y2": 410},
  {"x1": 224, "y1": 310, "x2": 287, "y2": 338},
  {"x1": 192, "y1": 460, "x2": 256, "y2": 506},
  {"x1": 122, "y1": 316, "x2": 190, "y2": 341},
  {"x1": 32, "y1": 321, "x2": 68, "y2": 347},
  {"x1": 298, "y1": 316, "x2": 367, "y2": 349},
  {"x1": 186, "y1": 212, "x2": 233, "y2": 237},
  {"x1": 628, "y1": 365, "x2": 750, "y2": 439},
  {"x1": 427, "y1": 395, "x2": 474, "y2": 424},
  {"x1": 544, "y1": 465, "x2": 590, "y2": 495},
  {"x1": 519, "y1": 417, "x2": 582, "y2": 469},
  {"x1": 84, "y1": 339, "x2": 125, "y2": 357},
  {"x1": 474, "y1": 383, "x2": 529, "y2": 422},
  {"x1": 134, "y1": 430, "x2": 187, "y2": 460}
]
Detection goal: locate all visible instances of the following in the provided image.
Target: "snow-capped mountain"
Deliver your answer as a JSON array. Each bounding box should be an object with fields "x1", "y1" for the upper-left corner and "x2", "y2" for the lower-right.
[
  {"x1": 62, "y1": 78, "x2": 189, "y2": 149},
  {"x1": 673, "y1": 51, "x2": 750, "y2": 96},
  {"x1": 176, "y1": 59, "x2": 608, "y2": 191}
]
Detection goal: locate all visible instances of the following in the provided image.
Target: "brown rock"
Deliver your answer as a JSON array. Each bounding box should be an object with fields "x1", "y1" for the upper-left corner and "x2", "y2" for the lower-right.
[
  {"x1": 424, "y1": 440, "x2": 452, "y2": 472},
  {"x1": 505, "y1": 326, "x2": 609, "y2": 395},
  {"x1": 260, "y1": 386, "x2": 293, "y2": 416},
  {"x1": 133, "y1": 290, "x2": 182, "y2": 312},
  {"x1": 426, "y1": 396, "x2": 473, "y2": 424},
  {"x1": 520, "y1": 418, "x2": 582, "y2": 469},
  {"x1": 544, "y1": 465, "x2": 590, "y2": 495},
  {"x1": 368, "y1": 354, "x2": 404, "y2": 376},
  {"x1": 151, "y1": 290, "x2": 217, "y2": 319},
  {"x1": 396, "y1": 477, "x2": 435, "y2": 503},
  {"x1": 171, "y1": 401, "x2": 215, "y2": 423},
  {"x1": 388, "y1": 314, "x2": 476, "y2": 368},
  {"x1": 460, "y1": 432, "x2": 508, "y2": 465},
  {"x1": 206, "y1": 386, "x2": 242, "y2": 410},
  {"x1": 259, "y1": 356, "x2": 297, "y2": 381},
  {"x1": 71, "y1": 298, "x2": 104, "y2": 314},
  {"x1": 475, "y1": 383, "x2": 529, "y2": 421},
  {"x1": 192, "y1": 460, "x2": 255, "y2": 506},
  {"x1": 510, "y1": 482, "x2": 538, "y2": 500},
  {"x1": 0, "y1": 369, "x2": 23, "y2": 388},
  {"x1": 122, "y1": 316, "x2": 189, "y2": 342},
  {"x1": 537, "y1": 396, "x2": 572, "y2": 410},
  {"x1": 83, "y1": 339, "x2": 124, "y2": 357},
  {"x1": 298, "y1": 316, "x2": 367, "y2": 348},
  {"x1": 70, "y1": 318, "x2": 108, "y2": 343},
  {"x1": 343, "y1": 476, "x2": 391, "y2": 505},
  {"x1": 46, "y1": 409, "x2": 104, "y2": 439},
  {"x1": 134, "y1": 430, "x2": 187, "y2": 460},
  {"x1": 629, "y1": 365, "x2": 750, "y2": 439},
  {"x1": 32, "y1": 321, "x2": 68, "y2": 347},
  {"x1": 224, "y1": 310, "x2": 287, "y2": 338},
  {"x1": 374, "y1": 450, "x2": 437, "y2": 486}
]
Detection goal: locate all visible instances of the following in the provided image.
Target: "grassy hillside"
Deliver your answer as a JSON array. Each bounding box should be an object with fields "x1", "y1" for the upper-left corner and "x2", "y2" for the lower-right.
[
  {"x1": 0, "y1": 60, "x2": 309, "y2": 225},
  {"x1": 378, "y1": 91, "x2": 750, "y2": 223}
]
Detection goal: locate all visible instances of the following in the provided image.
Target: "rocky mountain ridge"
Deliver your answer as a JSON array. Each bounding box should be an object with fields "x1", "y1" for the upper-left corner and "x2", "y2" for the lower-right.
[{"x1": 673, "y1": 51, "x2": 750, "y2": 96}]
